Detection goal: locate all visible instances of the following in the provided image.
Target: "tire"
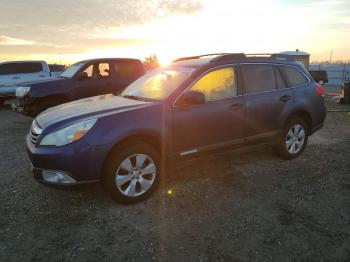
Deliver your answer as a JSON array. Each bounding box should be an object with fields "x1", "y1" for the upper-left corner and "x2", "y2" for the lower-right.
[
  {"x1": 0, "y1": 98, "x2": 5, "y2": 108},
  {"x1": 276, "y1": 117, "x2": 309, "y2": 160},
  {"x1": 102, "y1": 141, "x2": 161, "y2": 204},
  {"x1": 35, "y1": 98, "x2": 62, "y2": 116}
]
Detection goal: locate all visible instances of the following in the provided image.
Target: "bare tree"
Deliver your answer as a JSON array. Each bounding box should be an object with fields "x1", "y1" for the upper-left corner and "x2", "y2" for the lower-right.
[{"x1": 143, "y1": 54, "x2": 160, "y2": 71}]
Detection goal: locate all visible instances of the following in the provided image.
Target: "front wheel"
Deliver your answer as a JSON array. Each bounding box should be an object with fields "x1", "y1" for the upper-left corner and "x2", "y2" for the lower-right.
[
  {"x1": 103, "y1": 142, "x2": 161, "y2": 204},
  {"x1": 277, "y1": 118, "x2": 308, "y2": 159}
]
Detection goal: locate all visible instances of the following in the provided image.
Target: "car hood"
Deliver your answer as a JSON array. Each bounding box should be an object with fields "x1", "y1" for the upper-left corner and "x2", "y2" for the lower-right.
[
  {"x1": 36, "y1": 94, "x2": 151, "y2": 130},
  {"x1": 21, "y1": 77, "x2": 69, "y2": 87}
]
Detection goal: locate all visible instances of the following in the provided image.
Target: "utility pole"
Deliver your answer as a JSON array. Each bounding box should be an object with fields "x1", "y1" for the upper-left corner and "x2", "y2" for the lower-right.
[{"x1": 330, "y1": 50, "x2": 333, "y2": 63}]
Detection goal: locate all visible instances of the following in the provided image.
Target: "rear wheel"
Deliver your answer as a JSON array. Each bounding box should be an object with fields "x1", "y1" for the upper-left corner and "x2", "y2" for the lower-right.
[
  {"x1": 35, "y1": 97, "x2": 62, "y2": 116},
  {"x1": 277, "y1": 117, "x2": 308, "y2": 159},
  {"x1": 103, "y1": 142, "x2": 161, "y2": 204}
]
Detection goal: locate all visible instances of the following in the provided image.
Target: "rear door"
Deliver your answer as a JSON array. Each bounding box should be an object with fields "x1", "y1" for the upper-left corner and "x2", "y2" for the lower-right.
[
  {"x1": 239, "y1": 63, "x2": 294, "y2": 140},
  {"x1": 74, "y1": 62, "x2": 113, "y2": 99},
  {"x1": 171, "y1": 66, "x2": 245, "y2": 156}
]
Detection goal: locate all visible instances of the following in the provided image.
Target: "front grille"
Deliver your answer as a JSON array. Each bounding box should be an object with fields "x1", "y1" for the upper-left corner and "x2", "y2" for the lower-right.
[{"x1": 30, "y1": 120, "x2": 42, "y2": 145}]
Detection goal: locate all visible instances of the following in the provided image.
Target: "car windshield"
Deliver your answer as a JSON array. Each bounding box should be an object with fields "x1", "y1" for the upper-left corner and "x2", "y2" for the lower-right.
[
  {"x1": 60, "y1": 62, "x2": 86, "y2": 78},
  {"x1": 121, "y1": 67, "x2": 194, "y2": 101}
]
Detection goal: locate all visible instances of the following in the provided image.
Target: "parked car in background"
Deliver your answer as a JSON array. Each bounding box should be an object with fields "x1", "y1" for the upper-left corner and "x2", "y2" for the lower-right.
[
  {"x1": 26, "y1": 53, "x2": 326, "y2": 204},
  {"x1": 0, "y1": 61, "x2": 64, "y2": 106},
  {"x1": 15, "y1": 58, "x2": 145, "y2": 116}
]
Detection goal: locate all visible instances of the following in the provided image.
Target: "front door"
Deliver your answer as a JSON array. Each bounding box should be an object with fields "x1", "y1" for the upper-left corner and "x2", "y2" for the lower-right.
[
  {"x1": 74, "y1": 62, "x2": 113, "y2": 99},
  {"x1": 170, "y1": 66, "x2": 245, "y2": 157}
]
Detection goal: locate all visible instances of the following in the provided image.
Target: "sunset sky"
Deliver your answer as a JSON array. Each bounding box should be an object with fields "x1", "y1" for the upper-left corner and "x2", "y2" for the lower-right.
[{"x1": 0, "y1": 0, "x2": 349, "y2": 65}]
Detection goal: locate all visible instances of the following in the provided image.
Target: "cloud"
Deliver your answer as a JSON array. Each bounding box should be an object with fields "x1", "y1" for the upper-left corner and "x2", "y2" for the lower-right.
[
  {"x1": 0, "y1": 37, "x2": 155, "y2": 55},
  {"x1": 0, "y1": 0, "x2": 203, "y2": 47},
  {"x1": 0, "y1": 36, "x2": 35, "y2": 46}
]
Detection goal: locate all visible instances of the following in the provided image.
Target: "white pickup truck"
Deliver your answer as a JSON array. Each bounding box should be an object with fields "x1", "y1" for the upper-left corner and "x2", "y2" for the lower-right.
[{"x1": 0, "y1": 61, "x2": 65, "y2": 106}]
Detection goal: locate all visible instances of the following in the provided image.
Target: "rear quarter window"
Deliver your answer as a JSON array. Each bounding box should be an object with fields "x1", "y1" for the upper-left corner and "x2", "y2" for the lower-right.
[
  {"x1": 240, "y1": 64, "x2": 276, "y2": 94},
  {"x1": 278, "y1": 65, "x2": 308, "y2": 87},
  {"x1": 113, "y1": 61, "x2": 144, "y2": 79}
]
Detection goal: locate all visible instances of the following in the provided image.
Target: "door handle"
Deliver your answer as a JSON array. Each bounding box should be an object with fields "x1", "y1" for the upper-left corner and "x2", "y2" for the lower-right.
[
  {"x1": 228, "y1": 103, "x2": 242, "y2": 112},
  {"x1": 12, "y1": 76, "x2": 20, "y2": 79},
  {"x1": 279, "y1": 95, "x2": 291, "y2": 102}
]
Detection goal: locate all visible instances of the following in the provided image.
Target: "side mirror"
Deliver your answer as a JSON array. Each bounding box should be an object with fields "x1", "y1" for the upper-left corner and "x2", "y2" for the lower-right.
[
  {"x1": 176, "y1": 90, "x2": 206, "y2": 106},
  {"x1": 77, "y1": 72, "x2": 88, "y2": 80}
]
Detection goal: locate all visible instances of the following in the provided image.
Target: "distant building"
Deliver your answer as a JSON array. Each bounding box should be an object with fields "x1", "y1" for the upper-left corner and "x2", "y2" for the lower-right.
[{"x1": 276, "y1": 49, "x2": 310, "y2": 69}]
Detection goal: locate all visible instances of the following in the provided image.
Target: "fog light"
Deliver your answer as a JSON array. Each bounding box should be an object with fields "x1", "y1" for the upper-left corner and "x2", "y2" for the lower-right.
[{"x1": 42, "y1": 170, "x2": 76, "y2": 184}]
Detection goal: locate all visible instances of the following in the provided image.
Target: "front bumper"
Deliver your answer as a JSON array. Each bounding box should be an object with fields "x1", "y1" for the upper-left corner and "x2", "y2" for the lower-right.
[
  {"x1": 26, "y1": 134, "x2": 108, "y2": 185},
  {"x1": 14, "y1": 96, "x2": 38, "y2": 116}
]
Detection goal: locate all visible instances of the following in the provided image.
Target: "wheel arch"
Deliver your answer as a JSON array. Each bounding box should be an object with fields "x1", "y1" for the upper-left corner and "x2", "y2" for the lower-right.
[
  {"x1": 286, "y1": 109, "x2": 312, "y2": 134},
  {"x1": 100, "y1": 132, "x2": 162, "y2": 181}
]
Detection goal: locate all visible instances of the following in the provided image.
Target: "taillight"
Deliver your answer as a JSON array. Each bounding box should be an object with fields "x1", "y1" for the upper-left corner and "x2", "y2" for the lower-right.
[{"x1": 315, "y1": 85, "x2": 325, "y2": 97}]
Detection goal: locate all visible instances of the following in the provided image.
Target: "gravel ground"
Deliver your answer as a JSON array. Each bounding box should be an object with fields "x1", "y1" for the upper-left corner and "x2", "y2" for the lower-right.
[{"x1": 0, "y1": 100, "x2": 350, "y2": 262}]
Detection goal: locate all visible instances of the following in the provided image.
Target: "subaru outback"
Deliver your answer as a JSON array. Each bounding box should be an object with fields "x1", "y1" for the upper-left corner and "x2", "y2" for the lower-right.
[{"x1": 26, "y1": 53, "x2": 326, "y2": 204}]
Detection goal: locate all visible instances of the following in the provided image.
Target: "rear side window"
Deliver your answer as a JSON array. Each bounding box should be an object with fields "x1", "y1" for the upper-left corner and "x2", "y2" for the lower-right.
[
  {"x1": 49, "y1": 64, "x2": 65, "y2": 72},
  {"x1": 0, "y1": 63, "x2": 17, "y2": 75},
  {"x1": 240, "y1": 64, "x2": 276, "y2": 94},
  {"x1": 278, "y1": 65, "x2": 308, "y2": 87},
  {"x1": 18, "y1": 63, "x2": 43, "y2": 74},
  {"x1": 113, "y1": 61, "x2": 143, "y2": 78},
  {"x1": 190, "y1": 67, "x2": 237, "y2": 101}
]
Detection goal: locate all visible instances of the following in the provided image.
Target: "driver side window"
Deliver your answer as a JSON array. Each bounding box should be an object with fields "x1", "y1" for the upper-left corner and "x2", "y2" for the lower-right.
[
  {"x1": 82, "y1": 63, "x2": 110, "y2": 79},
  {"x1": 190, "y1": 67, "x2": 237, "y2": 101},
  {"x1": 83, "y1": 65, "x2": 93, "y2": 77}
]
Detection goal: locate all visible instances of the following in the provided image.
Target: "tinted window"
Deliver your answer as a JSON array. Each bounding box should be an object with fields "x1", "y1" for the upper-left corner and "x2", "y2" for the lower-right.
[
  {"x1": 49, "y1": 64, "x2": 65, "y2": 72},
  {"x1": 190, "y1": 67, "x2": 237, "y2": 101},
  {"x1": 18, "y1": 63, "x2": 43, "y2": 73},
  {"x1": 114, "y1": 61, "x2": 142, "y2": 78},
  {"x1": 241, "y1": 64, "x2": 276, "y2": 94},
  {"x1": 0, "y1": 63, "x2": 18, "y2": 75},
  {"x1": 278, "y1": 65, "x2": 308, "y2": 87}
]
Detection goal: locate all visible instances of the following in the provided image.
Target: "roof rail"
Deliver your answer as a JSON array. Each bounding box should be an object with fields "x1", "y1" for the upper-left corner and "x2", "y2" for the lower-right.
[
  {"x1": 172, "y1": 52, "x2": 295, "y2": 64},
  {"x1": 172, "y1": 53, "x2": 230, "y2": 63},
  {"x1": 210, "y1": 53, "x2": 246, "y2": 63}
]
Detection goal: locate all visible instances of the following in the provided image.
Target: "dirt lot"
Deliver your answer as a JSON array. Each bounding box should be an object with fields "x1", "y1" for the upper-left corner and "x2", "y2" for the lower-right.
[{"x1": 0, "y1": 100, "x2": 349, "y2": 261}]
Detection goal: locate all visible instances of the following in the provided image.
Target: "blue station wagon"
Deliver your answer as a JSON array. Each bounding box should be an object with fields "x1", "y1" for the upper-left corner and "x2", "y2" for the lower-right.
[{"x1": 26, "y1": 53, "x2": 326, "y2": 203}]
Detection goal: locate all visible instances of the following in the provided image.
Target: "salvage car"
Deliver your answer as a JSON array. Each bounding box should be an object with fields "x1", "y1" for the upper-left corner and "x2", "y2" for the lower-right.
[
  {"x1": 26, "y1": 53, "x2": 326, "y2": 204},
  {"x1": 15, "y1": 58, "x2": 145, "y2": 116}
]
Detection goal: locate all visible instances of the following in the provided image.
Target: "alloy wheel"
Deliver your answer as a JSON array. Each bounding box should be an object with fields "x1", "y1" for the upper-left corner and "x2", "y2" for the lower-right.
[
  {"x1": 285, "y1": 124, "x2": 306, "y2": 154},
  {"x1": 115, "y1": 154, "x2": 156, "y2": 197}
]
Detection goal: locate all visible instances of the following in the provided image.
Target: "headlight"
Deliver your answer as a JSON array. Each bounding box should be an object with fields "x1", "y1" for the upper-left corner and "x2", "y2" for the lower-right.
[
  {"x1": 40, "y1": 118, "x2": 97, "y2": 146},
  {"x1": 16, "y1": 86, "x2": 31, "y2": 97}
]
